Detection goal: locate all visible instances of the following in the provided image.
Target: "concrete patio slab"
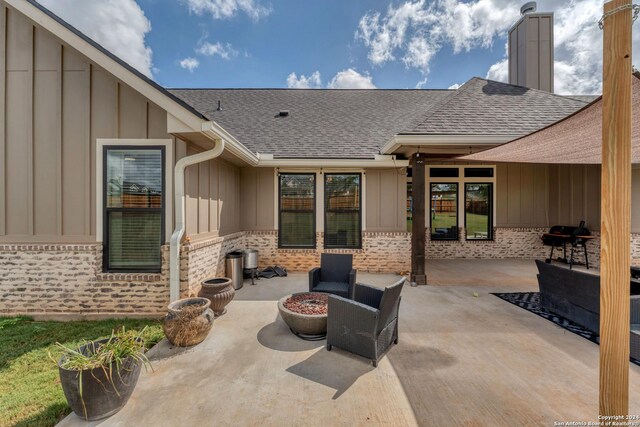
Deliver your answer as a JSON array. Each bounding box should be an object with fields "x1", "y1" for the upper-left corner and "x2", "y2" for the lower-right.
[{"x1": 58, "y1": 260, "x2": 640, "y2": 426}]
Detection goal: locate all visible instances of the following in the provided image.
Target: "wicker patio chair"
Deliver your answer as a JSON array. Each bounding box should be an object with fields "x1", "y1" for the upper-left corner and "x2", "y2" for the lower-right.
[
  {"x1": 326, "y1": 278, "x2": 404, "y2": 367},
  {"x1": 309, "y1": 253, "x2": 356, "y2": 299}
]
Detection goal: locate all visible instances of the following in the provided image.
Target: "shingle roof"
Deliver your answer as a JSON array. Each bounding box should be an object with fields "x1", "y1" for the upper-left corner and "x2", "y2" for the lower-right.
[
  {"x1": 171, "y1": 79, "x2": 590, "y2": 159},
  {"x1": 169, "y1": 89, "x2": 453, "y2": 159},
  {"x1": 403, "y1": 77, "x2": 590, "y2": 136}
]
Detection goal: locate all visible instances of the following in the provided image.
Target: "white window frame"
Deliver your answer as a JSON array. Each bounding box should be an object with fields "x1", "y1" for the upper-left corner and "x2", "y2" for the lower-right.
[
  {"x1": 96, "y1": 139, "x2": 174, "y2": 244},
  {"x1": 426, "y1": 165, "x2": 496, "y2": 240}
]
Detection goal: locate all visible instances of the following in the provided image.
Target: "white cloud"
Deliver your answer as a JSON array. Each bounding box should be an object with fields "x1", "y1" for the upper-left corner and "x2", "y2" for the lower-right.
[
  {"x1": 448, "y1": 83, "x2": 462, "y2": 90},
  {"x1": 179, "y1": 57, "x2": 200, "y2": 72},
  {"x1": 182, "y1": 0, "x2": 271, "y2": 21},
  {"x1": 357, "y1": 0, "x2": 640, "y2": 93},
  {"x1": 286, "y1": 72, "x2": 322, "y2": 89},
  {"x1": 39, "y1": 0, "x2": 154, "y2": 77},
  {"x1": 356, "y1": 0, "x2": 518, "y2": 83},
  {"x1": 327, "y1": 69, "x2": 377, "y2": 89},
  {"x1": 286, "y1": 69, "x2": 377, "y2": 89},
  {"x1": 196, "y1": 42, "x2": 239, "y2": 59}
]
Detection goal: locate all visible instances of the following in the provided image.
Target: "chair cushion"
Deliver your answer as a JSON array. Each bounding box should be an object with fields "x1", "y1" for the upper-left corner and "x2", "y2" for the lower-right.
[
  {"x1": 320, "y1": 253, "x2": 352, "y2": 283},
  {"x1": 313, "y1": 281, "x2": 349, "y2": 297}
]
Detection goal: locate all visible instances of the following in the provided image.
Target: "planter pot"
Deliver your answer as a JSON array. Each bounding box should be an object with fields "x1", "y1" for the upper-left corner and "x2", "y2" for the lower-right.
[
  {"x1": 58, "y1": 339, "x2": 142, "y2": 421},
  {"x1": 163, "y1": 297, "x2": 214, "y2": 347},
  {"x1": 199, "y1": 277, "x2": 235, "y2": 316}
]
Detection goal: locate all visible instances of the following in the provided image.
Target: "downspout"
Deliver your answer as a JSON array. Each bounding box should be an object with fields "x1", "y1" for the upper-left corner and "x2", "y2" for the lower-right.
[{"x1": 170, "y1": 139, "x2": 225, "y2": 302}]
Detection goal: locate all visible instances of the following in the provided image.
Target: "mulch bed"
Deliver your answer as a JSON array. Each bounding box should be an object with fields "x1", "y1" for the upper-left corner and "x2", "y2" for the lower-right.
[{"x1": 283, "y1": 293, "x2": 328, "y2": 315}]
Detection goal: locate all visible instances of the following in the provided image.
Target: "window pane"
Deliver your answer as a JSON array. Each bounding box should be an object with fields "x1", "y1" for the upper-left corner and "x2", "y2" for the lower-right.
[
  {"x1": 430, "y1": 168, "x2": 459, "y2": 178},
  {"x1": 465, "y1": 183, "x2": 492, "y2": 240},
  {"x1": 279, "y1": 174, "x2": 315, "y2": 248},
  {"x1": 107, "y1": 149, "x2": 163, "y2": 208},
  {"x1": 325, "y1": 174, "x2": 361, "y2": 248},
  {"x1": 280, "y1": 212, "x2": 315, "y2": 247},
  {"x1": 464, "y1": 167, "x2": 494, "y2": 178},
  {"x1": 431, "y1": 183, "x2": 458, "y2": 240},
  {"x1": 108, "y1": 211, "x2": 162, "y2": 269}
]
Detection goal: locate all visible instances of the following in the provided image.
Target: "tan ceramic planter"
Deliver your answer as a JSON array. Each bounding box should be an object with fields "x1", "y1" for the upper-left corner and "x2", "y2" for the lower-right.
[
  {"x1": 163, "y1": 297, "x2": 214, "y2": 347},
  {"x1": 199, "y1": 277, "x2": 235, "y2": 316}
]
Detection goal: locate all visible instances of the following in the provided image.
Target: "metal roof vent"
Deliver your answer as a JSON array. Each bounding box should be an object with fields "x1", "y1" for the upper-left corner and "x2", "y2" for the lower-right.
[
  {"x1": 520, "y1": 1, "x2": 536, "y2": 15},
  {"x1": 278, "y1": 110, "x2": 290, "y2": 117}
]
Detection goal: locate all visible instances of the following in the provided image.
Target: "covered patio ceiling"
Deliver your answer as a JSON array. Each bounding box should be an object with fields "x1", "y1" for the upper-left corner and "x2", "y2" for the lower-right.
[{"x1": 459, "y1": 73, "x2": 640, "y2": 164}]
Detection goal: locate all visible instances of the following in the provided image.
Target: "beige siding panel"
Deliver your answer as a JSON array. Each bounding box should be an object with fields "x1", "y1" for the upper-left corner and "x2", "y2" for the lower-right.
[
  {"x1": 198, "y1": 160, "x2": 210, "y2": 233},
  {"x1": 240, "y1": 168, "x2": 257, "y2": 229},
  {"x1": 219, "y1": 161, "x2": 240, "y2": 235},
  {"x1": 34, "y1": 27, "x2": 58, "y2": 71},
  {"x1": 185, "y1": 145, "x2": 199, "y2": 236},
  {"x1": 33, "y1": 70, "x2": 59, "y2": 235},
  {"x1": 380, "y1": 170, "x2": 399, "y2": 229},
  {"x1": 507, "y1": 164, "x2": 521, "y2": 224},
  {"x1": 0, "y1": 3, "x2": 6, "y2": 235},
  {"x1": 6, "y1": 8, "x2": 30, "y2": 71},
  {"x1": 366, "y1": 170, "x2": 380, "y2": 230},
  {"x1": 256, "y1": 168, "x2": 274, "y2": 229},
  {"x1": 496, "y1": 164, "x2": 509, "y2": 226},
  {"x1": 62, "y1": 44, "x2": 86, "y2": 72},
  {"x1": 5, "y1": 71, "x2": 30, "y2": 234},
  {"x1": 548, "y1": 165, "x2": 559, "y2": 225},
  {"x1": 519, "y1": 164, "x2": 534, "y2": 225},
  {"x1": 61, "y1": 67, "x2": 89, "y2": 235},
  {"x1": 585, "y1": 165, "x2": 601, "y2": 230},
  {"x1": 556, "y1": 166, "x2": 572, "y2": 225},
  {"x1": 90, "y1": 69, "x2": 117, "y2": 236},
  {"x1": 533, "y1": 164, "x2": 549, "y2": 226},
  {"x1": 571, "y1": 165, "x2": 585, "y2": 224},
  {"x1": 118, "y1": 84, "x2": 147, "y2": 138},
  {"x1": 209, "y1": 159, "x2": 219, "y2": 232},
  {"x1": 147, "y1": 102, "x2": 167, "y2": 139}
]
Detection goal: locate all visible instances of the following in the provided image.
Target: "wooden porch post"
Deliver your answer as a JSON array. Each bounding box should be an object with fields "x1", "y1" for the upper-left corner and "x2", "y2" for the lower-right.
[
  {"x1": 411, "y1": 153, "x2": 426, "y2": 285},
  {"x1": 600, "y1": 0, "x2": 633, "y2": 416}
]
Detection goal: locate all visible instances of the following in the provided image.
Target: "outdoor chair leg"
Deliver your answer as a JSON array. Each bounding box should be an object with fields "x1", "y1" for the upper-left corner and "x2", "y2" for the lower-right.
[
  {"x1": 584, "y1": 244, "x2": 589, "y2": 270},
  {"x1": 372, "y1": 359, "x2": 377, "y2": 368},
  {"x1": 326, "y1": 343, "x2": 332, "y2": 351}
]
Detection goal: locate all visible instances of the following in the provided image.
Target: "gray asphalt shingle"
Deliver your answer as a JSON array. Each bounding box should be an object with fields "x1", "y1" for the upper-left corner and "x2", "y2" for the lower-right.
[{"x1": 170, "y1": 78, "x2": 590, "y2": 159}]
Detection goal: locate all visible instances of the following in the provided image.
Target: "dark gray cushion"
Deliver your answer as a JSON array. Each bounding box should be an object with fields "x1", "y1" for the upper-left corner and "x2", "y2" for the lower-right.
[
  {"x1": 320, "y1": 253, "x2": 352, "y2": 283},
  {"x1": 314, "y1": 281, "x2": 350, "y2": 295}
]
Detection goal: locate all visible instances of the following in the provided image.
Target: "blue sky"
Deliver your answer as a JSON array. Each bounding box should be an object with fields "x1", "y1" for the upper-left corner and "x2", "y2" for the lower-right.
[
  {"x1": 137, "y1": 0, "x2": 502, "y2": 89},
  {"x1": 40, "y1": 0, "x2": 640, "y2": 94}
]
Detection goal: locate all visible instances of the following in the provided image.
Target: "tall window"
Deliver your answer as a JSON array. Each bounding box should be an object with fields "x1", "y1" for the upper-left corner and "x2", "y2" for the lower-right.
[
  {"x1": 279, "y1": 173, "x2": 316, "y2": 248},
  {"x1": 465, "y1": 183, "x2": 493, "y2": 240},
  {"x1": 430, "y1": 183, "x2": 458, "y2": 240},
  {"x1": 104, "y1": 147, "x2": 164, "y2": 271},
  {"x1": 324, "y1": 173, "x2": 361, "y2": 249}
]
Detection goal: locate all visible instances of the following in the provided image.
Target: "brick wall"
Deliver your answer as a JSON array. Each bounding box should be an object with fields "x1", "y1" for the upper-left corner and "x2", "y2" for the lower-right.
[
  {"x1": 179, "y1": 232, "x2": 245, "y2": 297},
  {"x1": 0, "y1": 244, "x2": 170, "y2": 317}
]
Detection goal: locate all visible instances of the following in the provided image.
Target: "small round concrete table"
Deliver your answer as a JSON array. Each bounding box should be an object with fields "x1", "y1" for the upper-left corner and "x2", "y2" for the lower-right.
[{"x1": 277, "y1": 292, "x2": 328, "y2": 340}]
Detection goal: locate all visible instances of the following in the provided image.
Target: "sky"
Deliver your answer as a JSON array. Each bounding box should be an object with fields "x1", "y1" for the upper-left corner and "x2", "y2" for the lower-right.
[{"x1": 38, "y1": 0, "x2": 640, "y2": 94}]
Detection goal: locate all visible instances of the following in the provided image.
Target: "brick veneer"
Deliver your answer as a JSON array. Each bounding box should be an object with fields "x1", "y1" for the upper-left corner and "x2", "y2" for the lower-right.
[{"x1": 0, "y1": 244, "x2": 170, "y2": 317}]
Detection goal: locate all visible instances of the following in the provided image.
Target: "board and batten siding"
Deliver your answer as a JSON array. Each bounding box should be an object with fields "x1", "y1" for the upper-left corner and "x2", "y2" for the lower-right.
[
  {"x1": 496, "y1": 163, "x2": 549, "y2": 227},
  {"x1": 0, "y1": 4, "x2": 171, "y2": 242},
  {"x1": 239, "y1": 167, "x2": 275, "y2": 231},
  {"x1": 365, "y1": 168, "x2": 407, "y2": 232},
  {"x1": 180, "y1": 141, "x2": 242, "y2": 238}
]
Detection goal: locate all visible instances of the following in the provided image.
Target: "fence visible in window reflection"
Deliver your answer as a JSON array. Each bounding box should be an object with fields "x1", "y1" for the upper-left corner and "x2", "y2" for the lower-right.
[
  {"x1": 431, "y1": 183, "x2": 458, "y2": 240},
  {"x1": 465, "y1": 183, "x2": 492, "y2": 240}
]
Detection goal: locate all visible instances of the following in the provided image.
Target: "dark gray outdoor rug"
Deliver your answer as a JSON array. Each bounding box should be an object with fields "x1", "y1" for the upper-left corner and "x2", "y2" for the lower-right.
[{"x1": 491, "y1": 291, "x2": 640, "y2": 366}]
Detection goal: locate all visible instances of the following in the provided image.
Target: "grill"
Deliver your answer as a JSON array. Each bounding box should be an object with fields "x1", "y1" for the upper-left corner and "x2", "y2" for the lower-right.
[{"x1": 542, "y1": 221, "x2": 592, "y2": 269}]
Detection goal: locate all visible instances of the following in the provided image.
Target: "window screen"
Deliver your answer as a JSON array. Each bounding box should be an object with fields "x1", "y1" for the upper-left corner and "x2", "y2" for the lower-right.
[
  {"x1": 324, "y1": 174, "x2": 361, "y2": 249},
  {"x1": 279, "y1": 174, "x2": 316, "y2": 248},
  {"x1": 104, "y1": 147, "x2": 164, "y2": 271},
  {"x1": 430, "y1": 183, "x2": 458, "y2": 240},
  {"x1": 465, "y1": 183, "x2": 493, "y2": 240}
]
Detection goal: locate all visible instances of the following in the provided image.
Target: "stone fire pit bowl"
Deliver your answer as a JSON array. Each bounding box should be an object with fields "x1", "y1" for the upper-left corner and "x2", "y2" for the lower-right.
[{"x1": 277, "y1": 292, "x2": 328, "y2": 341}]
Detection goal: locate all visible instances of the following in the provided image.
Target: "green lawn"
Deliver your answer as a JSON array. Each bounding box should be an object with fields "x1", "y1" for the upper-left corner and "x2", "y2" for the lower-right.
[
  {"x1": 431, "y1": 212, "x2": 490, "y2": 238},
  {"x1": 0, "y1": 317, "x2": 163, "y2": 427}
]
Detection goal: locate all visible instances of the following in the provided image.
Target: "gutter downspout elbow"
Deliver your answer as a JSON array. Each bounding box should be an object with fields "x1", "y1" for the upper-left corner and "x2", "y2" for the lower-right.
[{"x1": 169, "y1": 140, "x2": 225, "y2": 302}]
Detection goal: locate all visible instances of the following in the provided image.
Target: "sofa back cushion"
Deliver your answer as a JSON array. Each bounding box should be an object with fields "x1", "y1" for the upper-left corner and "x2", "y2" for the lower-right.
[
  {"x1": 536, "y1": 260, "x2": 600, "y2": 313},
  {"x1": 320, "y1": 253, "x2": 353, "y2": 283}
]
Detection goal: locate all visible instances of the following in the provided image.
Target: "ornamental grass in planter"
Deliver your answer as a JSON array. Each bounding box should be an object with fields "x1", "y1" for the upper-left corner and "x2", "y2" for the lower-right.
[
  {"x1": 162, "y1": 297, "x2": 214, "y2": 347},
  {"x1": 54, "y1": 327, "x2": 152, "y2": 421}
]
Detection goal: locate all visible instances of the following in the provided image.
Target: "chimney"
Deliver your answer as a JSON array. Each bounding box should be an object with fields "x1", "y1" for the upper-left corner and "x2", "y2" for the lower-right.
[{"x1": 508, "y1": 2, "x2": 554, "y2": 92}]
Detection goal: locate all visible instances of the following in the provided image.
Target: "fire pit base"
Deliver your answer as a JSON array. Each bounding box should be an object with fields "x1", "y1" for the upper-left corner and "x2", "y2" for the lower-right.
[{"x1": 277, "y1": 292, "x2": 328, "y2": 341}]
